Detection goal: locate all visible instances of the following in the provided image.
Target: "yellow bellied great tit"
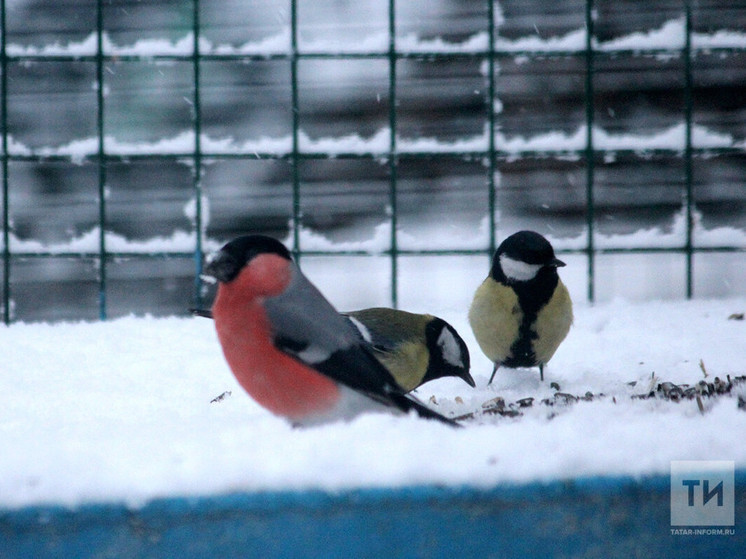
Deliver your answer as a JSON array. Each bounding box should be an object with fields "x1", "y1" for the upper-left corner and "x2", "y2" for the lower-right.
[
  {"x1": 468, "y1": 230, "x2": 572, "y2": 383},
  {"x1": 342, "y1": 308, "x2": 474, "y2": 392}
]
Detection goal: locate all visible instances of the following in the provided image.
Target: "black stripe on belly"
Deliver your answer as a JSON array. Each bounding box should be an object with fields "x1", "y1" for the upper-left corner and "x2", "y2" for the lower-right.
[{"x1": 503, "y1": 268, "x2": 558, "y2": 367}]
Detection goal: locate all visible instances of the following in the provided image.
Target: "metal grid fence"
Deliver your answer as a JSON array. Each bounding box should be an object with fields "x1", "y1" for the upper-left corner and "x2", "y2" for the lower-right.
[{"x1": 1, "y1": 0, "x2": 745, "y2": 324}]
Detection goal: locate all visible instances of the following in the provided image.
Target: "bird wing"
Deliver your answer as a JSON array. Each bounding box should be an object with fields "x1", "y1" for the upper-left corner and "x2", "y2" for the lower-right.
[
  {"x1": 263, "y1": 265, "x2": 459, "y2": 427},
  {"x1": 342, "y1": 312, "x2": 402, "y2": 358},
  {"x1": 352, "y1": 309, "x2": 428, "y2": 346},
  {"x1": 262, "y1": 264, "x2": 368, "y2": 370}
]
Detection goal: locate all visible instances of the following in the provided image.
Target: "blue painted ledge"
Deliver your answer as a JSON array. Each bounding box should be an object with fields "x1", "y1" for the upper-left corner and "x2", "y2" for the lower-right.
[{"x1": 1, "y1": 473, "x2": 743, "y2": 559}]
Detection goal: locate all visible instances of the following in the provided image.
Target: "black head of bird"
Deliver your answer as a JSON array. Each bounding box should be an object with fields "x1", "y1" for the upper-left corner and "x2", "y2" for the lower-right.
[
  {"x1": 491, "y1": 230, "x2": 565, "y2": 288},
  {"x1": 423, "y1": 316, "x2": 474, "y2": 388}
]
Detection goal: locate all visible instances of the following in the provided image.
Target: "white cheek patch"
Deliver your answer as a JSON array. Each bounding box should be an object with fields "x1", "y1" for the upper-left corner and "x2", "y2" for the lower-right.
[
  {"x1": 347, "y1": 316, "x2": 372, "y2": 343},
  {"x1": 437, "y1": 327, "x2": 465, "y2": 369},
  {"x1": 500, "y1": 254, "x2": 542, "y2": 282}
]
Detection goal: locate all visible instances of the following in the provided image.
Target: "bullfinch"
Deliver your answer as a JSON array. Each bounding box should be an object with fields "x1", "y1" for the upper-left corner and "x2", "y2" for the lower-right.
[
  {"x1": 202, "y1": 235, "x2": 460, "y2": 427},
  {"x1": 342, "y1": 308, "x2": 474, "y2": 392},
  {"x1": 468, "y1": 230, "x2": 573, "y2": 383}
]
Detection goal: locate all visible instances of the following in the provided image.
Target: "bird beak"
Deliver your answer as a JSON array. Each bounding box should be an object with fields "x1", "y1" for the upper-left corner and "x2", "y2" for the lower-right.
[
  {"x1": 551, "y1": 257, "x2": 566, "y2": 268},
  {"x1": 459, "y1": 369, "x2": 476, "y2": 388},
  {"x1": 203, "y1": 249, "x2": 238, "y2": 283},
  {"x1": 190, "y1": 308, "x2": 213, "y2": 319}
]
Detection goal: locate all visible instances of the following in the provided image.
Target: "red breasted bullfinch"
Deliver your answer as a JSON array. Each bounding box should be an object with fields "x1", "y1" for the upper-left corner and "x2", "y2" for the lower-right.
[
  {"x1": 468, "y1": 230, "x2": 573, "y2": 383},
  {"x1": 202, "y1": 235, "x2": 460, "y2": 427}
]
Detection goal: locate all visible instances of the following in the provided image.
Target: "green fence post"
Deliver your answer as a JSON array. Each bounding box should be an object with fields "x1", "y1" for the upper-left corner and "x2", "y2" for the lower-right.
[
  {"x1": 290, "y1": 0, "x2": 302, "y2": 264},
  {"x1": 96, "y1": 0, "x2": 108, "y2": 320},
  {"x1": 584, "y1": 0, "x2": 595, "y2": 303},
  {"x1": 1, "y1": 0, "x2": 9, "y2": 324},
  {"x1": 487, "y1": 0, "x2": 497, "y2": 257},
  {"x1": 683, "y1": 0, "x2": 694, "y2": 299},
  {"x1": 388, "y1": 0, "x2": 398, "y2": 308},
  {"x1": 192, "y1": 0, "x2": 205, "y2": 309}
]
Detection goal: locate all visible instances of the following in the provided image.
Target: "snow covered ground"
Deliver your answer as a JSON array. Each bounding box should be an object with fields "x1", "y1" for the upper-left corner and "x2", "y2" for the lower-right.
[{"x1": 1, "y1": 288, "x2": 744, "y2": 510}]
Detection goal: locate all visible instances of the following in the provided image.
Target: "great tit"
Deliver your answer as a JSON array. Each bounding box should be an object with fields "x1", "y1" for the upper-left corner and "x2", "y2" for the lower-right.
[
  {"x1": 342, "y1": 308, "x2": 474, "y2": 392},
  {"x1": 468, "y1": 230, "x2": 573, "y2": 383},
  {"x1": 202, "y1": 235, "x2": 459, "y2": 427}
]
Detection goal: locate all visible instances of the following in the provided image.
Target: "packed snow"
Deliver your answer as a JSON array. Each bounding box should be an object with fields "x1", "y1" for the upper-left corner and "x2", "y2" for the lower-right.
[{"x1": 1, "y1": 274, "x2": 744, "y2": 509}]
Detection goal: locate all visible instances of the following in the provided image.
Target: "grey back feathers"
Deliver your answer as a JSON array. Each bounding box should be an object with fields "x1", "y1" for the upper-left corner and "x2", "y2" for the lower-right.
[{"x1": 264, "y1": 263, "x2": 361, "y2": 365}]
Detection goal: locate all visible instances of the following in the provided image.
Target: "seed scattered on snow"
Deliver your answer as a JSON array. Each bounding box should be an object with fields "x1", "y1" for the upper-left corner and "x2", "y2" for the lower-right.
[
  {"x1": 699, "y1": 359, "x2": 709, "y2": 378},
  {"x1": 210, "y1": 391, "x2": 232, "y2": 404},
  {"x1": 453, "y1": 375, "x2": 746, "y2": 424},
  {"x1": 481, "y1": 396, "x2": 505, "y2": 410}
]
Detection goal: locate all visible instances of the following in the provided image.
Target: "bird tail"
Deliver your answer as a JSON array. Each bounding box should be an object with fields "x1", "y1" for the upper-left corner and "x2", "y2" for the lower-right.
[{"x1": 387, "y1": 392, "x2": 462, "y2": 428}]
